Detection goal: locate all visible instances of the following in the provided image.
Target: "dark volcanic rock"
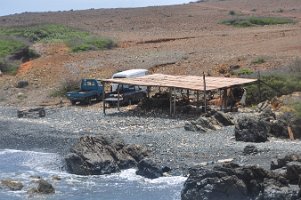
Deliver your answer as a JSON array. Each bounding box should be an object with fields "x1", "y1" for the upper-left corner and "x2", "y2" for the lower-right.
[
  {"x1": 286, "y1": 162, "x2": 301, "y2": 184},
  {"x1": 269, "y1": 120, "x2": 289, "y2": 138},
  {"x1": 28, "y1": 179, "x2": 55, "y2": 194},
  {"x1": 212, "y1": 111, "x2": 234, "y2": 126},
  {"x1": 243, "y1": 145, "x2": 259, "y2": 155},
  {"x1": 136, "y1": 158, "x2": 163, "y2": 179},
  {"x1": 16, "y1": 80, "x2": 29, "y2": 88},
  {"x1": 291, "y1": 118, "x2": 301, "y2": 139},
  {"x1": 259, "y1": 108, "x2": 276, "y2": 121},
  {"x1": 181, "y1": 167, "x2": 248, "y2": 200},
  {"x1": 184, "y1": 110, "x2": 233, "y2": 132},
  {"x1": 235, "y1": 117, "x2": 269, "y2": 143},
  {"x1": 270, "y1": 154, "x2": 301, "y2": 170},
  {"x1": 36, "y1": 179, "x2": 55, "y2": 194},
  {"x1": 181, "y1": 163, "x2": 292, "y2": 200},
  {"x1": 256, "y1": 183, "x2": 299, "y2": 200},
  {"x1": 65, "y1": 136, "x2": 149, "y2": 175}
]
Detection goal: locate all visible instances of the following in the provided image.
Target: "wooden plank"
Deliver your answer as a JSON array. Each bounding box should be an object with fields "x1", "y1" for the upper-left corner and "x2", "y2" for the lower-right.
[{"x1": 288, "y1": 126, "x2": 295, "y2": 140}]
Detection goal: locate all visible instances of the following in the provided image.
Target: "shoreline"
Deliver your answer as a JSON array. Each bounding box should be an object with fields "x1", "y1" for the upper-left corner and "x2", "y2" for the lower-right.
[{"x1": 1, "y1": 105, "x2": 301, "y2": 176}]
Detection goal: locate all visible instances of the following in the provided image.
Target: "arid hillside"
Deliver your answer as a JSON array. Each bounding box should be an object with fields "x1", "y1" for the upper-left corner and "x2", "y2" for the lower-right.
[{"x1": 0, "y1": 0, "x2": 300, "y2": 106}]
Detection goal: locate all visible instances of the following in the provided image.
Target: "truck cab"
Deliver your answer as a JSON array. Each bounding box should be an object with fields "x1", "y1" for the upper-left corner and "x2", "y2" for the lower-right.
[{"x1": 66, "y1": 79, "x2": 103, "y2": 105}]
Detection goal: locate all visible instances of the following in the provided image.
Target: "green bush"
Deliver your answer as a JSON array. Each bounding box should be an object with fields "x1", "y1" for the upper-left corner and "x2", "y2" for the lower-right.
[
  {"x1": 233, "y1": 68, "x2": 254, "y2": 76},
  {"x1": 251, "y1": 57, "x2": 266, "y2": 64},
  {"x1": 229, "y1": 10, "x2": 236, "y2": 16},
  {"x1": 0, "y1": 24, "x2": 116, "y2": 74},
  {"x1": 246, "y1": 73, "x2": 301, "y2": 105},
  {"x1": 67, "y1": 36, "x2": 116, "y2": 52},
  {"x1": 50, "y1": 79, "x2": 80, "y2": 97},
  {"x1": 0, "y1": 24, "x2": 89, "y2": 42},
  {"x1": 293, "y1": 103, "x2": 301, "y2": 118},
  {"x1": 0, "y1": 24, "x2": 116, "y2": 52},
  {"x1": 221, "y1": 16, "x2": 294, "y2": 27},
  {"x1": 0, "y1": 59, "x2": 19, "y2": 74},
  {"x1": 0, "y1": 36, "x2": 26, "y2": 58}
]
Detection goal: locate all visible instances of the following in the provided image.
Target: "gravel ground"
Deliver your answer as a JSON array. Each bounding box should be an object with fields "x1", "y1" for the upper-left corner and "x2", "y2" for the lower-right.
[{"x1": 1, "y1": 105, "x2": 301, "y2": 175}]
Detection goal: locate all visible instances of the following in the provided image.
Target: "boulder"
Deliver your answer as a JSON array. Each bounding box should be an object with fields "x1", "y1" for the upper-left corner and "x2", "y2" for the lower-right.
[
  {"x1": 28, "y1": 179, "x2": 55, "y2": 194},
  {"x1": 1, "y1": 179, "x2": 23, "y2": 191},
  {"x1": 286, "y1": 162, "x2": 301, "y2": 184},
  {"x1": 123, "y1": 144, "x2": 149, "y2": 162},
  {"x1": 259, "y1": 108, "x2": 276, "y2": 121},
  {"x1": 235, "y1": 117, "x2": 269, "y2": 142},
  {"x1": 257, "y1": 100, "x2": 271, "y2": 112},
  {"x1": 37, "y1": 179, "x2": 55, "y2": 194},
  {"x1": 136, "y1": 158, "x2": 163, "y2": 179},
  {"x1": 243, "y1": 145, "x2": 259, "y2": 155},
  {"x1": 212, "y1": 111, "x2": 234, "y2": 126},
  {"x1": 65, "y1": 136, "x2": 149, "y2": 175},
  {"x1": 256, "y1": 183, "x2": 299, "y2": 200},
  {"x1": 270, "y1": 154, "x2": 301, "y2": 170},
  {"x1": 181, "y1": 163, "x2": 292, "y2": 200},
  {"x1": 16, "y1": 80, "x2": 29, "y2": 88},
  {"x1": 291, "y1": 118, "x2": 301, "y2": 139},
  {"x1": 269, "y1": 120, "x2": 289, "y2": 138}
]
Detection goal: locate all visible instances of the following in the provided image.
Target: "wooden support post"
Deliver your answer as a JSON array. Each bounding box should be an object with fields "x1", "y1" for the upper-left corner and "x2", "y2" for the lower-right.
[
  {"x1": 147, "y1": 86, "x2": 150, "y2": 98},
  {"x1": 102, "y1": 82, "x2": 106, "y2": 115},
  {"x1": 169, "y1": 88, "x2": 172, "y2": 116},
  {"x1": 197, "y1": 91, "x2": 200, "y2": 111},
  {"x1": 117, "y1": 84, "x2": 120, "y2": 112},
  {"x1": 288, "y1": 126, "x2": 295, "y2": 140},
  {"x1": 173, "y1": 88, "x2": 176, "y2": 116},
  {"x1": 258, "y1": 71, "x2": 262, "y2": 102},
  {"x1": 203, "y1": 72, "x2": 207, "y2": 113},
  {"x1": 219, "y1": 89, "x2": 222, "y2": 111}
]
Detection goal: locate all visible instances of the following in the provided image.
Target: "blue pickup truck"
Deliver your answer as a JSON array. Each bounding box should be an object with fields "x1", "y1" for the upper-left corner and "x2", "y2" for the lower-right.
[{"x1": 66, "y1": 79, "x2": 103, "y2": 105}]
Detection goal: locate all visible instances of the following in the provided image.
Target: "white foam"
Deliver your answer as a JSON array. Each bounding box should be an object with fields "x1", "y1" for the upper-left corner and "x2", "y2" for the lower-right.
[{"x1": 0, "y1": 149, "x2": 64, "y2": 174}]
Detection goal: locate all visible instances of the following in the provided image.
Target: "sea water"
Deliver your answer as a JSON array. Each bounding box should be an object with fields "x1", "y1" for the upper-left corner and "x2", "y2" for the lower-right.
[{"x1": 0, "y1": 149, "x2": 186, "y2": 200}]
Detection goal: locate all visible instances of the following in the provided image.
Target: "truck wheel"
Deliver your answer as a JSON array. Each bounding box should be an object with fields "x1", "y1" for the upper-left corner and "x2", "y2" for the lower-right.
[
  {"x1": 96, "y1": 96, "x2": 102, "y2": 102},
  {"x1": 71, "y1": 100, "x2": 76, "y2": 105},
  {"x1": 39, "y1": 109, "x2": 46, "y2": 117},
  {"x1": 86, "y1": 98, "x2": 92, "y2": 105}
]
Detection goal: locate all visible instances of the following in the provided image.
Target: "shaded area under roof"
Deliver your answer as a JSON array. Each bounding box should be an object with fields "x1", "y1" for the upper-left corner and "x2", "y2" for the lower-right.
[{"x1": 102, "y1": 74, "x2": 257, "y2": 91}]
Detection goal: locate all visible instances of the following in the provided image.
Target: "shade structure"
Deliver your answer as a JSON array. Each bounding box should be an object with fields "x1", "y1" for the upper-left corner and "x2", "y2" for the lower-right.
[{"x1": 102, "y1": 74, "x2": 257, "y2": 91}]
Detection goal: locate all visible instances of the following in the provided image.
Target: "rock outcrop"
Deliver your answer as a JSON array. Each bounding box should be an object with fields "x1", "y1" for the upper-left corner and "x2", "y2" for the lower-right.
[
  {"x1": 65, "y1": 135, "x2": 149, "y2": 175},
  {"x1": 181, "y1": 162, "x2": 300, "y2": 200},
  {"x1": 28, "y1": 179, "x2": 55, "y2": 194},
  {"x1": 136, "y1": 158, "x2": 163, "y2": 179},
  {"x1": 235, "y1": 117, "x2": 269, "y2": 142},
  {"x1": 185, "y1": 110, "x2": 234, "y2": 132}
]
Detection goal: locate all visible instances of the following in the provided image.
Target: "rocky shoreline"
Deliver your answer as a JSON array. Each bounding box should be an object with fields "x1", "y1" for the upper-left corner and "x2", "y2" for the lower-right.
[{"x1": 1, "y1": 105, "x2": 301, "y2": 198}]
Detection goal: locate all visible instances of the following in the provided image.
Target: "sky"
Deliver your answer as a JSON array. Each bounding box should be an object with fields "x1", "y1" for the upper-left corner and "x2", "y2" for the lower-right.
[{"x1": 0, "y1": 0, "x2": 194, "y2": 16}]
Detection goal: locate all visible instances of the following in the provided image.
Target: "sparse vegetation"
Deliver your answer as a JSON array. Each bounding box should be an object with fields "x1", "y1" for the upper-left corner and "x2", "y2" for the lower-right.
[
  {"x1": 246, "y1": 74, "x2": 301, "y2": 105},
  {"x1": 251, "y1": 57, "x2": 266, "y2": 64},
  {"x1": 0, "y1": 24, "x2": 116, "y2": 74},
  {"x1": 221, "y1": 16, "x2": 294, "y2": 27},
  {"x1": 233, "y1": 68, "x2": 254, "y2": 76},
  {"x1": 50, "y1": 78, "x2": 80, "y2": 97},
  {"x1": 67, "y1": 36, "x2": 116, "y2": 52},
  {"x1": 293, "y1": 103, "x2": 301, "y2": 118},
  {"x1": 229, "y1": 10, "x2": 236, "y2": 16}
]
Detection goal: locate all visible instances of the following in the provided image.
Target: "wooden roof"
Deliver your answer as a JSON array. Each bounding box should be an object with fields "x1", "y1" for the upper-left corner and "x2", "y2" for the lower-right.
[{"x1": 102, "y1": 74, "x2": 257, "y2": 91}]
